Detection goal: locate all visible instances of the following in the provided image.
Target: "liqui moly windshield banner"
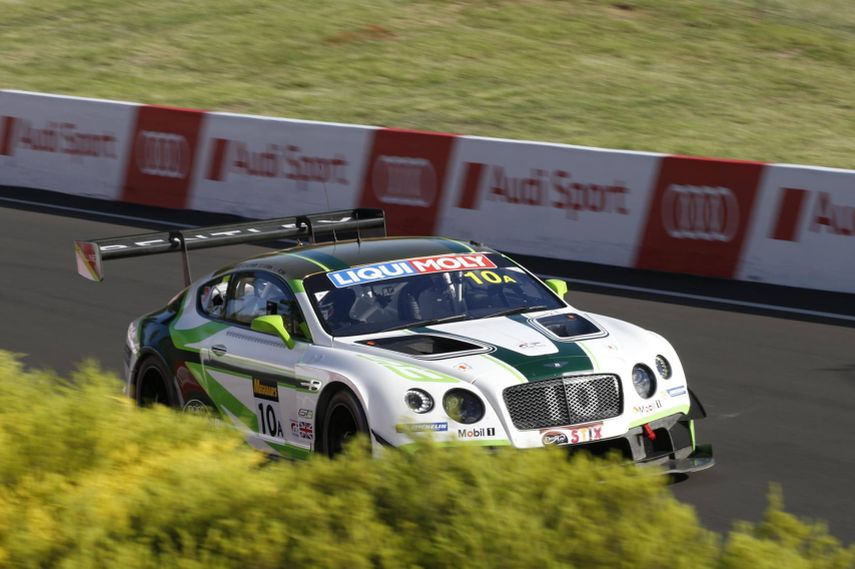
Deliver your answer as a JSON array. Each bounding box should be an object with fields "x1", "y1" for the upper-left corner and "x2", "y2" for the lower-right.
[
  {"x1": 3, "y1": 89, "x2": 855, "y2": 294},
  {"x1": 328, "y1": 254, "x2": 497, "y2": 287}
]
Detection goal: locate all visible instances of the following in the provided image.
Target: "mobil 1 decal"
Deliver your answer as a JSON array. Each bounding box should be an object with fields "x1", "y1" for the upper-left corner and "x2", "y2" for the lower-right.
[
  {"x1": 252, "y1": 377, "x2": 284, "y2": 439},
  {"x1": 328, "y1": 253, "x2": 497, "y2": 287}
]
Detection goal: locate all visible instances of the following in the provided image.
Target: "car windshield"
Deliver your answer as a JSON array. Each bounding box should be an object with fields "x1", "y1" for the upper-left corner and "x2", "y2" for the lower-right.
[{"x1": 303, "y1": 253, "x2": 563, "y2": 337}]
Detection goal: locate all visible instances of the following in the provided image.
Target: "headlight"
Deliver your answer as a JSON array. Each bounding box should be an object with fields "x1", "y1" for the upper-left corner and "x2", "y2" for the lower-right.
[
  {"x1": 655, "y1": 355, "x2": 672, "y2": 379},
  {"x1": 632, "y1": 364, "x2": 656, "y2": 399},
  {"x1": 443, "y1": 389, "x2": 485, "y2": 424},
  {"x1": 404, "y1": 389, "x2": 434, "y2": 414},
  {"x1": 126, "y1": 320, "x2": 139, "y2": 354}
]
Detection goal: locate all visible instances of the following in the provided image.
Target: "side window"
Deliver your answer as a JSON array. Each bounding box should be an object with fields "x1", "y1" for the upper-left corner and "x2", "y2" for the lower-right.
[
  {"x1": 198, "y1": 274, "x2": 230, "y2": 319},
  {"x1": 224, "y1": 272, "x2": 309, "y2": 341}
]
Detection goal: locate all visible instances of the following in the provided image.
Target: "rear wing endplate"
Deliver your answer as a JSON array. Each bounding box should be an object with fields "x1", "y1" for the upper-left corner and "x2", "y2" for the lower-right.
[{"x1": 74, "y1": 208, "x2": 386, "y2": 284}]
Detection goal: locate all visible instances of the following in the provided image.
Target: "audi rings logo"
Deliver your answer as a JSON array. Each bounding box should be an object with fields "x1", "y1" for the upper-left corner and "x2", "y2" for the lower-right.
[
  {"x1": 372, "y1": 155, "x2": 436, "y2": 207},
  {"x1": 136, "y1": 130, "x2": 190, "y2": 179},
  {"x1": 563, "y1": 379, "x2": 599, "y2": 418},
  {"x1": 661, "y1": 184, "x2": 740, "y2": 242}
]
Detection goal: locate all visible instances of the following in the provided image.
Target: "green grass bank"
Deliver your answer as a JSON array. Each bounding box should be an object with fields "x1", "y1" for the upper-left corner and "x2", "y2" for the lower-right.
[
  {"x1": 0, "y1": 351, "x2": 853, "y2": 568},
  {"x1": 0, "y1": 0, "x2": 853, "y2": 168}
]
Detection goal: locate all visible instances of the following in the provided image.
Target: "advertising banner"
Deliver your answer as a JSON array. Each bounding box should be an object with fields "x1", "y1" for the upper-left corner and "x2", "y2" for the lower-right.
[
  {"x1": 357, "y1": 128, "x2": 457, "y2": 237},
  {"x1": 0, "y1": 91, "x2": 136, "y2": 201},
  {"x1": 120, "y1": 105, "x2": 206, "y2": 209},
  {"x1": 438, "y1": 137, "x2": 661, "y2": 268},
  {"x1": 739, "y1": 165, "x2": 855, "y2": 293},
  {"x1": 634, "y1": 156, "x2": 766, "y2": 279},
  {"x1": 191, "y1": 113, "x2": 375, "y2": 219},
  {"x1": 3, "y1": 89, "x2": 855, "y2": 295}
]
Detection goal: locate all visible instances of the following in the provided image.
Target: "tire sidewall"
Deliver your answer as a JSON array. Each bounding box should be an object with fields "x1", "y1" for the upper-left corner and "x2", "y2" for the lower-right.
[
  {"x1": 321, "y1": 389, "x2": 368, "y2": 457},
  {"x1": 135, "y1": 356, "x2": 174, "y2": 407}
]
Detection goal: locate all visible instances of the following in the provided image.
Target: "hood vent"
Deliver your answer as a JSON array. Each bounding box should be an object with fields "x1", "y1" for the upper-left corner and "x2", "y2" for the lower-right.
[
  {"x1": 358, "y1": 334, "x2": 486, "y2": 358},
  {"x1": 534, "y1": 313, "x2": 603, "y2": 340}
]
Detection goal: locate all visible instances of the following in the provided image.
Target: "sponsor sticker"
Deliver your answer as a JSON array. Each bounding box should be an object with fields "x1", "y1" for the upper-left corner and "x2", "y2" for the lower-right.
[
  {"x1": 298, "y1": 408, "x2": 314, "y2": 419},
  {"x1": 182, "y1": 399, "x2": 210, "y2": 415},
  {"x1": 666, "y1": 385, "x2": 687, "y2": 398},
  {"x1": 540, "y1": 422, "x2": 603, "y2": 446},
  {"x1": 541, "y1": 431, "x2": 569, "y2": 445},
  {"x1": 328, "y1": 254, "x2": 496, "y2": 287},
  {"x1": 632, "y1": 400, "x2": 663, "y2": 414},
  {"x1": 396, "y1": 422, "x2": 449, "y2": 433},
  {"x1": 457, "y1": 427, "x2": 496, "y2": 439},
  {"x1": 252, "y1": 377, "x2": 279, "y2": 402}
]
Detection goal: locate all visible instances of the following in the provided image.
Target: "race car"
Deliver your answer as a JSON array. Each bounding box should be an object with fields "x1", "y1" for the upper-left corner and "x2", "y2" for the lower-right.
[{"x1": 74, "y1": 209, "x2": 713, "y2": 473}]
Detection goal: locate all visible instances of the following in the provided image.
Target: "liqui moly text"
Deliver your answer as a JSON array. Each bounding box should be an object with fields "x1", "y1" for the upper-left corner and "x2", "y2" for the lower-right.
[{"x1": 328, "y1": 254, "x2": 496, "y2": 287}]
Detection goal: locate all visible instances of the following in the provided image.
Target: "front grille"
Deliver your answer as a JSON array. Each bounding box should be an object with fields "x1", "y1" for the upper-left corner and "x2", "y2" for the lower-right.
[{"x1": 503, "y1": 374, "x2": 623, "y2": 430}]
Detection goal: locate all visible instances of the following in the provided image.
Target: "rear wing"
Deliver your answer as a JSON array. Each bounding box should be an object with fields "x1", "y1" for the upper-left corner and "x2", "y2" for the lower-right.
[{"x1": 74, "y1": 208, "x2": 386, "y2": 284}]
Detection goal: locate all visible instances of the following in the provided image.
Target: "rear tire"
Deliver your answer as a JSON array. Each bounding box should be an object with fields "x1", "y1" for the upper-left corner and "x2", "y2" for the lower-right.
[
  {"x1": 319, "y1": 389, "x2": 368, "y2": 458},
  {"x1": 135, "y1": 357, "x2": 173, "y2": 407}
]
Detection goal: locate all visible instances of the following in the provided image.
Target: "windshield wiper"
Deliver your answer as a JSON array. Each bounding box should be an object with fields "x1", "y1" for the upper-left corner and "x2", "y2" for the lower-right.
[
  {"x1": 482, "y1": 305, "x2": 548, "y2": 319},
  {"x1": 375, "y1": 313, "x2": 471, "y2": 334}
]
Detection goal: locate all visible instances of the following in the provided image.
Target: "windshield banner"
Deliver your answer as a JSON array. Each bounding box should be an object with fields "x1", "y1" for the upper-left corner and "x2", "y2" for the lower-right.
[{"x1": 328, "y1": 253, "x2": 496, "y2": 288}]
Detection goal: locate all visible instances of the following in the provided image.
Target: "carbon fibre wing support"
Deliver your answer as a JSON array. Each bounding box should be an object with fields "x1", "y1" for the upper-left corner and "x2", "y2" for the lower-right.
[{"x1": 74, "y1": 208, "x2": 386, "y2": 284}]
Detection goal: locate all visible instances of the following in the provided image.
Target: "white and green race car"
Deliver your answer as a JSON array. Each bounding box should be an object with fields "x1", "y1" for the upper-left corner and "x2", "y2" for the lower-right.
[{"x1": 75, "y1": 209, "x2": 713, "y2": 473}]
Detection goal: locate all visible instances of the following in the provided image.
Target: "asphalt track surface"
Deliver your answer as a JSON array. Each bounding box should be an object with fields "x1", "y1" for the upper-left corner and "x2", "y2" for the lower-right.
[{"x1": 1, "y1": 197, "x2": 854, "y2": 542}]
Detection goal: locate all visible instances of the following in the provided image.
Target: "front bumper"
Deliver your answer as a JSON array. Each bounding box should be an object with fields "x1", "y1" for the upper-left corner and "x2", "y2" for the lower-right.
[
  {"x1": 563, "y1": 413, "x2": 714, "y2": 474},
  {"x1": 640, "y1": 444, "x2": 714, "y2": 475}
]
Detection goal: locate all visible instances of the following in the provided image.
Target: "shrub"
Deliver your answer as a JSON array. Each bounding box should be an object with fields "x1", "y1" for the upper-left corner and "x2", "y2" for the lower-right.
[{"x1": 0, "y1": 351, "x2": 851, "y2": 568}]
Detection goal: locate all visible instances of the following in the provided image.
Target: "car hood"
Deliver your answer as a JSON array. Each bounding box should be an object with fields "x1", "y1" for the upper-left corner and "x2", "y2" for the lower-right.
[{"x1": 335, "y1": 308, "x2": 652, "y2": 390}]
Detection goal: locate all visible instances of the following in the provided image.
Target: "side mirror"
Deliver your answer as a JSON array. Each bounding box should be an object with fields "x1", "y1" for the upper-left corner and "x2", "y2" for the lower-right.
[
  {"x1": 251, "y1": 315, "x2": 296, "y2": 349},
  {"x1": 544, "y1": 279, "x2": 568, "y2": 300}
]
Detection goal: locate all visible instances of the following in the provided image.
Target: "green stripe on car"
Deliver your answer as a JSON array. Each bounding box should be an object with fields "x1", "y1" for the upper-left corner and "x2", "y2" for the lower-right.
[
  {"x1": 294, "y1": 249, "x2": 349, "y2": 271},
  {"x1": 480, "y1": 354, "x2": 527, "y2": 383},
  {"x1": 357, "y1": 354, "x2": 459, "y2": 383},
  {"x1": 413, "y1": 318, "x2": 593, "y2": 383},
  {"x1": 169, "y1": 297, "x2": 228, "y2": 352},
  {"x1": 186, "y1": 362, "x2": 259, "y2": 432},
  {"x1": 264, "y1": 440, "x2": 312, "y2": 459},
  {"x1": 283, "y1": 252, "x2": 331, "y2": 272}
]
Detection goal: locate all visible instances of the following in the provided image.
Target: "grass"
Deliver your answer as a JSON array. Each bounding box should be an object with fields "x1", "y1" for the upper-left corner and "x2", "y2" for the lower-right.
[{"x1": 0, "y1": 0, "x2": 853, "y2": 168}]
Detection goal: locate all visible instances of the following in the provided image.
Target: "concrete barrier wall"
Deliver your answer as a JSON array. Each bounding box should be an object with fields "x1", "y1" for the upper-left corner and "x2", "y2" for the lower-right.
[{"x1": 2, "y1": 89, "x2": 853, "y2": 293}]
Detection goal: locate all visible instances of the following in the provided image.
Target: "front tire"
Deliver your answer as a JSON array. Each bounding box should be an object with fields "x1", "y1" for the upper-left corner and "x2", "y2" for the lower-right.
[
  {"x1": 319, "y1": 389, "x2": 368, "y2": 458},
  {"x1": 135, "y1": 357, "x2": 173, "y2": 407}
]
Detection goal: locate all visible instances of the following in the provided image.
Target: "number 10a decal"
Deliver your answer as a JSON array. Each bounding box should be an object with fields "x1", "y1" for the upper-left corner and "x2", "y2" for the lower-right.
[
  {"x1": 463, "y1": 270, "x2": 516, "y2": 285},
  {"x1": 252, "y1": 377, "x2": 284, "y2": 438}
]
